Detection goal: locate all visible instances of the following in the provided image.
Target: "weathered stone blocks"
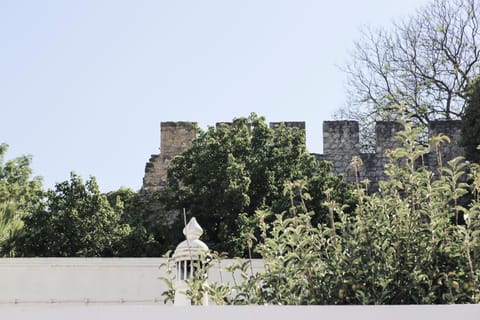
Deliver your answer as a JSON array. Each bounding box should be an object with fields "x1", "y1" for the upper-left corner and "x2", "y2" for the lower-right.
[
  {"x1": 143, "y1": 119, "x2": 463, "y2": 193},
  {"x1": 143, "y1": 122, "x2": 197, "y2": 192}
]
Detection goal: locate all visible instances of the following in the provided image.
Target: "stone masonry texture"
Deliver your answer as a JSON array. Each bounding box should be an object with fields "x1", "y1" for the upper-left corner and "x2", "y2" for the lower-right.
[
  {"x1": 143, "y1": 120, "x2": 463, "y2": 192},
  {"x1": 143, "y1": 122, "x2": 198, "y2": 192}
]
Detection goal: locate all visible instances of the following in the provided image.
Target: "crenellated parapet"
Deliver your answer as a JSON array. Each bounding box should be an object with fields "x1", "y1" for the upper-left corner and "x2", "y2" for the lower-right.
[
  {"x1": 314, "y1": 120, "x2": 462, "y2": 190},
  {"x1": 143, "y1": 119, "x2": 463, "y2": 192},
  {"x1": 319, "y1": 121, "x2": 360, "y2": 177},
  {"x1": 142, "y1": 121, "x2": 305, "y2": 192},
  {"x1": 269, "y1": 121, "x2": 306, "y2": 130},
  {"x1": 428, "y1": 120, "x2": 463, "y2": 163}
]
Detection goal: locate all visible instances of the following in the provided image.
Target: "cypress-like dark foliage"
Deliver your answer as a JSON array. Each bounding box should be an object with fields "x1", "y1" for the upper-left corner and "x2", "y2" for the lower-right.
[{"x1": 461, "y1": 77, "x2": 480, "y2": 163}]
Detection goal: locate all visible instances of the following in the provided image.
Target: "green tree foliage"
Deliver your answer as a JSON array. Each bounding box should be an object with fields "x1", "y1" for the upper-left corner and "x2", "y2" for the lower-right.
[
  {"x1": 18, "y1": 173, "x2": 130, "y2": 257},
  {"x1": 336, "y1": 0, "x2": 480, "y2": 150},
  {"x1": 165, "y1": 113, "x2": 354, "y2": 256},
  {"x1": 106, "y1": 189, "x2": 178, "y2": 256},
  {"x1": 461, "y1": 76, "x2": 480, "y2": 163},
  {"x1": 0, "y1": 143, "x2": 43, "y2": 256},
  {"x1": 170, "y1": 122, "x2": 480, "y2": 304}
]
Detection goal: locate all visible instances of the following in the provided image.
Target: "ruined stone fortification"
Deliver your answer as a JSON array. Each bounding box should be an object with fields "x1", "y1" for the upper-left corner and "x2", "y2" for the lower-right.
[
  {"x1": 143, "y1": 120, "x2": 463, "y2": 192},
  {"x1": 143, "y1": 122, "x2": 198, "y2": 192}
]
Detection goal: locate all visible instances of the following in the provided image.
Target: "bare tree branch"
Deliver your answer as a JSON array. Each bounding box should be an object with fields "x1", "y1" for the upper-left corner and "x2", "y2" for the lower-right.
[{"x1": 336, "y1": 0, "x2": 480, "y2": 150}]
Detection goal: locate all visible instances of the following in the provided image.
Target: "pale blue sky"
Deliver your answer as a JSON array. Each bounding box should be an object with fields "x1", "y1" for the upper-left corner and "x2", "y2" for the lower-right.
[{"x1": 1, "y1": 0, "x2": 431, "y2": 192}]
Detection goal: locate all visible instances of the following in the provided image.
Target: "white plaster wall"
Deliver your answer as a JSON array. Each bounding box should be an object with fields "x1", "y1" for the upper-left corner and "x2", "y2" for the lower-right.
[
  {"x1": 1, "y1": 259, "x2": 478, "y2": 319},
  {"x1": 3, "y1": 305, "x2": 479, "y2": 320},
  {"x1": 0, "y1": 258, "x2": 166, "y2": 304},
  {"x1": 0, "y1": 258, "x2": 264, "y2": 305}
]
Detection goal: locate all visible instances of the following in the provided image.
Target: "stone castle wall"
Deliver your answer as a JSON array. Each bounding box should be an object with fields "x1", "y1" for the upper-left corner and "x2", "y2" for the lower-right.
[
  {"x1": 143, "y1": 122, "x2": 198, "y2": 192},
  {"x1": 142, "y1": 121, "x2": 306, "y2": 192},
  {"x1": 143, "y1": 120, "x2": 463, "y2": 192},
  {"x1": 314, "y1": 120, "x2": 462, "y2": 190}
]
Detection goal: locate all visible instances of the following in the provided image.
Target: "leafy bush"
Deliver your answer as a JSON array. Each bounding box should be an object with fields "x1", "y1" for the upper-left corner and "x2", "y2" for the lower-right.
[
  {"x1": 165, "y1": 122, "x2": 480, "y2": 304},
  {"x1": 106, "y1": 188, "x2": 180, "y2": 257}
]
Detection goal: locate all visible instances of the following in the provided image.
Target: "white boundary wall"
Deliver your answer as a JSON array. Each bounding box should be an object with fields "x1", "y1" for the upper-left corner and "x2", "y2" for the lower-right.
[
  {"x1": 0, "y1": 258, "x2": 479, "y2": 319},
  {"x1": 0, "y1": 258, "x2": 264, "y2": 305},
  {"x1": 0, "y1": 258, "x2": 168, "y2": 305},
  {"x1": 1, "y1": 304, "x2": 479, "y2": 320}
]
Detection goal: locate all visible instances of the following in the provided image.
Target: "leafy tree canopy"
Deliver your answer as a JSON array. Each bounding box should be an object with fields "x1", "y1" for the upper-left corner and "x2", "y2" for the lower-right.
[
  {"x1": 0, "y1": 143, "x2": 43, "y2": 256},
  {"x1": 18, "y1": 173, "x2": 130, "y2": 257},
  {"x1": 106, "y1": 188, "x2": 177, "y2": 257},
  {"x1": 164, "y1": 113, "x2": 354, "y2": 256},
  {"x1": 336, "y1": 0, "x2": 480, "y2": 150}
]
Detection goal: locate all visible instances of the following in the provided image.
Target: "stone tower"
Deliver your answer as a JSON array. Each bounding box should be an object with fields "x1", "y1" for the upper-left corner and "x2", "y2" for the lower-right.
[{"x1": 143, "y1": 122, "x2": 197, "y2": 192}]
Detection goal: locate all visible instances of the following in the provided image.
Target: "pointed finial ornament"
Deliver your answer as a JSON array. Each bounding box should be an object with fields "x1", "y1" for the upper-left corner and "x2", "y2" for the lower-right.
[
  {"x1": 183, "y1": 217, "x2": 203, "y2": 240},
  {"x1": 173, "y1": 217, "x2": 209, "y2": 306}
]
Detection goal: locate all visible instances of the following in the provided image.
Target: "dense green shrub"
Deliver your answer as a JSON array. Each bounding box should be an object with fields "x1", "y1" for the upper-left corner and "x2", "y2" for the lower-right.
[
  {"x1": 166, "y1": 122, "x2": 480, "y2": 304},
  {"x1": 106, "y1": 188, "x2": 179, "y2": 257}
]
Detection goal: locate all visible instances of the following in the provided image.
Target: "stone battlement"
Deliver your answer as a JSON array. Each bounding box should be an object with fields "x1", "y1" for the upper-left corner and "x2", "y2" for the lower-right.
[
  {"x1": 143, "y1": 122, "x2": 198, "y2": 192},
  {"x1": 143, "y1": 120, "x2": 463, "y2": 192},
  {"x1": 314, "y1": 120, "x2": 462, "y2": 190}
]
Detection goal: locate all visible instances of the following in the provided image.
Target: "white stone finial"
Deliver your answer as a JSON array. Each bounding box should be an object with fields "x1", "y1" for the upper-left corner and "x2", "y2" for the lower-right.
[
  {"x1": 183, "y1": 217, "x2": 203, "y2": 240},
  {"x1": 173, "y1": 217, "x2": 209, "y2": 306}
]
